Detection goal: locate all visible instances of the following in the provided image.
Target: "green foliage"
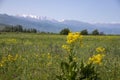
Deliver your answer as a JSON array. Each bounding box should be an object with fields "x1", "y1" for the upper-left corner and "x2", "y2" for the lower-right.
[
  {"x1": 0, "y1": 33, "x2": 120, "y2": 80},
  {"x1": 56, "y1": 55, "x2": 78, "y2": 80},
  {"x1": 56, "y1": 32, "x2": 101, "y2": 80},
  {"x1": 92, "y1": 29, "x2": 99, "y2": 35},
  {"x1": 1, "y1": 25, "x2": 37, "y2": 33},
  {"x1": 60, "y1": 28, "x2": 70, "y2": 35},
  {"x1": 79, "y1": 62, "x2": 100, "y2": 80},
  {"x1": 80, "y1": 29, "x2": 88, "y2": 35}
]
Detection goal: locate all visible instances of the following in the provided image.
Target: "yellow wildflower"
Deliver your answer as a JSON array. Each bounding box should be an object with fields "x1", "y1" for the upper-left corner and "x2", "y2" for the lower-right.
[
  {"x1": 35, "y1": 54, "x2": 38, "y2": 57},
  {"x1": 48, "y1": 53, "x2": 51, "y2": 59},
  {"x1": 2, "y1": 57, "x2": 7, "y2": 62},
  {"x1": 8, "y1": 54, "x2": 14, "y2": 61},
  {"x1": 73, "y1": 57, "x2": 77, "y2": 61},
  {"x1": 8, "y1": 54, "x2": 18, "y2": 61},
  {"x1": 24, "y1": 40, "x2": 32, "y2": 45},
  {"x1": 62, "y1": 45, "x2": 70, "y2": 52},
  {"x1": 0, "y1": 63, "x2": 3, "y2": 67},
  {"x1": 6, "y1": 38, "x2": 17, "y2": 44},
  {"x1": 67, "y1": 32, "x2": 82, "y2": 44},
  {"x1": 96, "y1": 47, "x2": 105, "y2": 53},
  {"x1": 88, "y1": 54, "x2": 105, "y2": 65}
]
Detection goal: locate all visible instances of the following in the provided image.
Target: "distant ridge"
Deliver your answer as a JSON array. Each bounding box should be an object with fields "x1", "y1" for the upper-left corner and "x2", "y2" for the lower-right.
[{"x1": 0, "y1": 13, "x2": 120, "y2": 34}]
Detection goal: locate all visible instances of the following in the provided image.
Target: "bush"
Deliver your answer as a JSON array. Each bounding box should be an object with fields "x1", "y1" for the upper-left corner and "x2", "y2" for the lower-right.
[
  {"x1": 60, "y1": 28, "x2": 70, "y2": 35},
  {"x1": 92, "y1": 29, "x2": 99, "y2": 35},
  {"x1": 80, "y1": 29, "x2": 88, "y2": 35}
]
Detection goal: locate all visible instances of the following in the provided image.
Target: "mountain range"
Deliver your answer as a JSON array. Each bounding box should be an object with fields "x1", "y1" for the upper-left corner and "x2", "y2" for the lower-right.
[{"x1": 0, "y1": 13, "x2": 120, "y2": 34}]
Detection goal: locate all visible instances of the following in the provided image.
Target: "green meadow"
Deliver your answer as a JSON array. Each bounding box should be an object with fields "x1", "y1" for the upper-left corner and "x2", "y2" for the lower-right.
[{"x1": 0, "y1": 33, "x2": 120, "y2": 80}]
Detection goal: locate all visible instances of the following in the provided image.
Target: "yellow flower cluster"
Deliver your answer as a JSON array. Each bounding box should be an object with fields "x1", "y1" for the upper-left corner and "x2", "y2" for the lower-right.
[
  {"x1": 96, "y1": 47, "x2": 105, "y2": 53},
  {"x1": 6, "y1": 39, "x2": 17, "y2": 44},
  {"x1": 88, "y1": 47, "x2": 105, "y2": 65},
  {"x1": 67, "y1": 32, "x2": 83, "y2": 44},
  {"x1": 88, "y1": 54, "x2": 105, "y2": 65},
  {"x1": 7, "y1": 39, "x2": 17, "y2": 42},
  {"x1": 8, "y1": 54, "x2": 18, "y2": 61},
  {"x1": 24, "y1": 40, "x2": 32, "y2": 45},
  {"x1": 0, "y1": 54, "x2": 18, "y2": 67},
  {"x1": 62, "y1": 45, "x2": 70, "y2": 52},
  {"x1": 47, "y1": 53, "x2": 51, "y2": 59},
  {"x1": 0, "y1": 38, "x2": 21, "y2": 44}
]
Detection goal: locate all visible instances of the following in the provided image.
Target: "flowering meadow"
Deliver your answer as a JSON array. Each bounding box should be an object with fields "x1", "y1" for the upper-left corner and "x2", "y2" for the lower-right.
[{"x1": 0, "y1": 33, "x2": 120, "y2": 80}]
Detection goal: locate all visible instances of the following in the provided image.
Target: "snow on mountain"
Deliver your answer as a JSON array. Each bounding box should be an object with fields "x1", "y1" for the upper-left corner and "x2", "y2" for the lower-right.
[
  {"x1": 15, "y1": 14, "x2": 57, "y2": 22},
  {"x1": 18, "y1": 14, "x2": 40, "y2": 19},
  {"x1": 0, "y1": 13, "x2": 120, "y2": 34}
]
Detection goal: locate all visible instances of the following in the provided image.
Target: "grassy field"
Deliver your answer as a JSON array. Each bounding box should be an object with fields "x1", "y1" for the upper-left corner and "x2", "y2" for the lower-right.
[{"x1": 0, "y1": 33, "x2": 120, "y2": 80}]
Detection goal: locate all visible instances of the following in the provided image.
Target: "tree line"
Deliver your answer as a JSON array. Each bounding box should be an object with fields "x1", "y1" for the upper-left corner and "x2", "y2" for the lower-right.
[
  {"x1": 0, "y1": 25, "x2": 37, "y2": 33},
  {"x1": 0, "y1": 24, "x2": 104, "y2": 35},
  {"x1": 60, "y1": 28, "x2": 105, "y2": 35}
]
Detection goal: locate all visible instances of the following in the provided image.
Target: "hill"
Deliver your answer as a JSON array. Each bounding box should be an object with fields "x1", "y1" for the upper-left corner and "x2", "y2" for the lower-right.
[{"x1": 0, "y1": 14, "x2": 120, "y2": 34}]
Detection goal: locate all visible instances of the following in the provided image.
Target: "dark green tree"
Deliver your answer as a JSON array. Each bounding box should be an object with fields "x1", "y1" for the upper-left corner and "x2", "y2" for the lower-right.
[
  {"x1": 60, "y1": 28, "x2": 70, "y2": 35},
  {"x1": 14, "y1": 25, "x2": 23, "y2": 32},
  {"x1": 2, "y1": 25, "x2": 37, "y2": 33},
  {"x1": 80, "y1": 29, "x2": 88, "y2": 35},
  {"x1": 31, "y1": 28, "x2": 37, "y2": 33},
  {"x1": 92, "y1": 29, "x2": 99, "y2": 35}
]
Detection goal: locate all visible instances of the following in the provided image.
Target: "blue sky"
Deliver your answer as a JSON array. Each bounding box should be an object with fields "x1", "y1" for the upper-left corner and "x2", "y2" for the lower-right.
[{"x1": 0, "y1": 0, "x2": 120, "y2": 23}]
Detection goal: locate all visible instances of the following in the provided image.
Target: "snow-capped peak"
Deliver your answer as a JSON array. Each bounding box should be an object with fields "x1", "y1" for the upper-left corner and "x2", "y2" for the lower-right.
[
  {"x1": 16, "y1": 14, "x2": 57, "y2": 22},
  {"x1": 58, "y1": 19, "x2": 65, "y2": 22},
  {"x1": 16, "y1": 14, "x2": 41, "y2": 19}
]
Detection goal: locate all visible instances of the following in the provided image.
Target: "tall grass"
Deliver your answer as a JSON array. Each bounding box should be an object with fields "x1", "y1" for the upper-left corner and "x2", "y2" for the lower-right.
[{"x1": 0, "y1": 33, "x2": 120, "y2": 80}]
